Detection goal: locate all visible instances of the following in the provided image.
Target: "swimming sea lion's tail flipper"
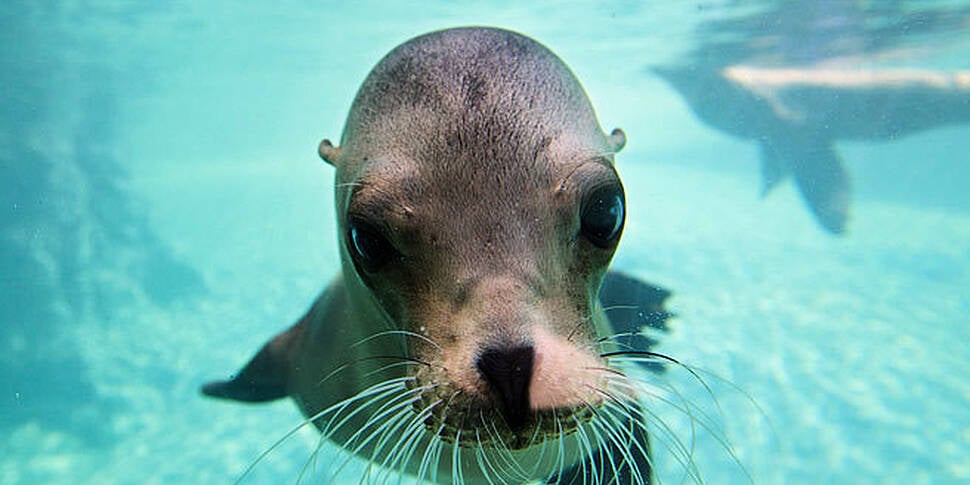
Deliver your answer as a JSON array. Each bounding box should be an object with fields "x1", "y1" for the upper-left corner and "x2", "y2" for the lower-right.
[
  {"x1": 598, "y1": 270, "x2": 673, "y2": 373},
  {"x1": 790, "y1": 140, "x2": 851, "y2": 234},
  {"x1": 201, "y1": 319, "x2": 306, "y2": 403},
  {"x1": 762, "y1": 135, "x2": 851, "y2": 234}
]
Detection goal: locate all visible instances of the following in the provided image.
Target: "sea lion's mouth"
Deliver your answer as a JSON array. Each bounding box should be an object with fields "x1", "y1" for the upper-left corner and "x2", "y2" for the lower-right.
[
  {"x1": 413, "y1": 388, "x2": 598, "y2": 450},
  {"x1": 403, "y1": 326, "x2": 614, "y2": 450}
]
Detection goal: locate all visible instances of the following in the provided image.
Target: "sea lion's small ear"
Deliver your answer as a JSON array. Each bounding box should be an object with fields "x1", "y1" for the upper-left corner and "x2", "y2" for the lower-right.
[
  {"x1": 318, "y1": 139, "x2": 342, "y2": 166},
  {"x1": 608, "y1": 128, "x2": 626, "y2": 153}
]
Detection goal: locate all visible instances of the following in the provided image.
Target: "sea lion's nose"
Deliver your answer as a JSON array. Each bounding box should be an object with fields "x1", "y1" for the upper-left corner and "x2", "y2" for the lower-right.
[{"x1": 476, "y1": 345, "x2": 535, "y2": 431}]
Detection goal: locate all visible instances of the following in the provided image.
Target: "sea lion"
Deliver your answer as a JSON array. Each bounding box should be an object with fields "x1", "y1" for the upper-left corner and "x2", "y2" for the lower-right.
[
  {"x1": 655, "y1": 65, "x2": 970, "y2": 234},
  {"x1": 203, "y1": 27, "x2": 672, "y2": 484}
]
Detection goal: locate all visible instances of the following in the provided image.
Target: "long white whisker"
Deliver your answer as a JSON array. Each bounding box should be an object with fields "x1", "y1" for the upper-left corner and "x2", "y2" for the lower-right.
[
  {"x1": 429, "y1": 436, "x2": 445, "y2": 484},
  {"x1": 379, "y1": 398, "x2": 443, "y2": 483},
  {"x1": 579, "y1": 389, "x2": 649, "y2": 485},
  {"x1": 328, "y1": 385, "x2": 432, "y2": 481},
  {"x1": 416, "y1": 390, "x2": 460, "y2": 484},
  {"x1": 359, "y1": 402, "x2": 420, "y2": 483},
  {"x1": 601, "y1": 374, "x2": 726, "y2": 483},
  {"x1": 527, "y1": 413, "x2": 553, "y2": 480},
  {"x1": 592, "y1": 384, "x2": 689, "y2": 485},
  {"x1": 597, "y1": 370, "x2": 703, "y2": 466},
  {"x1": 588, "y1": 409, "x2": 645, "y2": 485},
  {"x1": 593, "y1": 378, "x2": 708, "y2": 485},
  {"x1": 320, "y1": 380, "x2": 422, "y2": 441},
  {"x1": 316, "y1": 377, "x2": 414, "y2": 433},
  {"x1": 576, "y1": 393, "x2": 629, "y2": 485},
  {"x1": 481, "y1": 413, "x2": 529, "y2": 481},
  {"x1": 553, "y1": 409, "x2": 566, "y2": 485},
  {"x1": 351, "y1": 329, "x2": 443, "y2": 352},
  {"x1": 594, "y1": 381, "x2": 694, "y2": 475},
  {"x1": 416, "y1": 429, "x2": 444, "y2": 485},
  {"x1": 583, "y1": 410, "x2": 620, "y2": 483},
  {"x1": 308, "y1": 380, "x2": 418, "y2": 482},
  {"x1": 358, "y1": 359, "x2": 431, "y2": 381},
  {"x1": 474, "y1": 425, "x2": 500, "y2": 485},
  {"x1": 602, "y1": 403, "x2": 662, "y2": 485},
  {"x1": 234, "y1": 377, "x2": 411, "y2": 484},
  {"x1": 571, "y1": 418, "x2": 593, "y2": 485},
  {"x1": 576, "y1": 412, "x2": 608, "y2": 485},
  {"x1": 452, "y1": 426, "x2": 464, "y2": 485},
  {"x1": 474, "y1": 412, "x2": 507, "y2": 485},
  {"x1": 603, "y1": 353, "x2": 720, "y2": 415}
]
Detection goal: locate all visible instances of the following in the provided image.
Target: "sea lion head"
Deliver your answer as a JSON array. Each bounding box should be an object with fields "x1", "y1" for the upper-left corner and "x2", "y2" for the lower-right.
[{"x1": 319, "y1": 27, "x2": 629, "y2": 450}]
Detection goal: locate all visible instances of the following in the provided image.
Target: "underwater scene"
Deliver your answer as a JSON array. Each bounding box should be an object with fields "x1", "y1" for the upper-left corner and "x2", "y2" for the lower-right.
[{"x1": 2, "y1": 1, "x2": 968, "y2": 484}]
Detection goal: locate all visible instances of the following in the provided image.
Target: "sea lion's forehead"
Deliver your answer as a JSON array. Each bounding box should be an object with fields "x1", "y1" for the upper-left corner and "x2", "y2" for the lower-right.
[
  {"x1": 361, "y1": 27, "x2": 579, "y2": 111},
  {"x1": 340, "y1": 28, "x2": 606, "y2": 152},
  {"x1": 348, "y1": 154, "x2": 617, "y2": 213}
]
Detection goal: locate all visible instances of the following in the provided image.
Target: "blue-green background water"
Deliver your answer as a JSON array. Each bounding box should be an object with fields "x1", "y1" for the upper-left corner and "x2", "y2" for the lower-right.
[{"x1": 2, "y1": 1, "x2": 968, "y2": 483}]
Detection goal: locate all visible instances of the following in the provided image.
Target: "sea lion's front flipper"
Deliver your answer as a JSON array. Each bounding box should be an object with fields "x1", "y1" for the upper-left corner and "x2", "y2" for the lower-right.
[
  {"x1": 201, "y1": 319, "x2": 306, "y2": 403},
  {"x1": 598, "y1": 271, "x2": 673, "y2": 372},
  {"x1": 789, "y1": 141, "x2": 851, "y2": 234}
]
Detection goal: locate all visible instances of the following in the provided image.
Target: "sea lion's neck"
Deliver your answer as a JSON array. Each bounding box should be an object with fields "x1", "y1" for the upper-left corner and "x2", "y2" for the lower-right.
[{"x1": 298, "y1": 274, "x2": 410, "y2": 409}]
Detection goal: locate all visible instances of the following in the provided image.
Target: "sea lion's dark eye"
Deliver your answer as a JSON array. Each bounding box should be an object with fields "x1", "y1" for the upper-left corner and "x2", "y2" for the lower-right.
[
  {"x1": 580, "y1": 184, "x2": 625, "y2": 248},
  {"x1": 347, "y1": 218, "x2": 398, "y2": 272}
]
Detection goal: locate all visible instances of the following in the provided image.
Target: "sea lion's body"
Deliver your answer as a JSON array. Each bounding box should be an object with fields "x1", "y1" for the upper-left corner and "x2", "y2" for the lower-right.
[{"x1": 204, "y1": 27, "x2": 670, "y2": 484}]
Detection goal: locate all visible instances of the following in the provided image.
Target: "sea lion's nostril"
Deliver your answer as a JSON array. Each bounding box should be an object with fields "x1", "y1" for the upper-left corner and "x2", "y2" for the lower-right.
[{"x1": 475, "y1": 345, "x2": 535, "y2": 431}]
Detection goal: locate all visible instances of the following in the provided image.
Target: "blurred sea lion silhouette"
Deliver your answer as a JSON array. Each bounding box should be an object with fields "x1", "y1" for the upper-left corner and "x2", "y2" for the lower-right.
[{"x1": 656, "y1": 65, "x2": 970, "y2": 233}]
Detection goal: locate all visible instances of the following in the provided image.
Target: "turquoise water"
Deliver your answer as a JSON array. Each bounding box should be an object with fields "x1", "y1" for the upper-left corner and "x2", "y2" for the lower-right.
[{"x1": 2, "y1": 1, "x2": 968, "y2": 484}]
